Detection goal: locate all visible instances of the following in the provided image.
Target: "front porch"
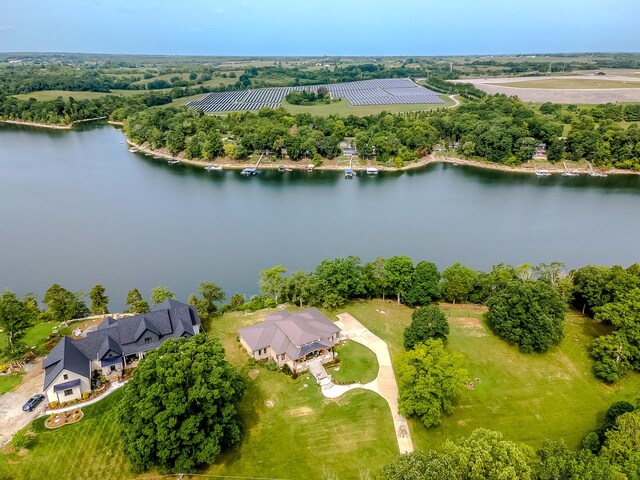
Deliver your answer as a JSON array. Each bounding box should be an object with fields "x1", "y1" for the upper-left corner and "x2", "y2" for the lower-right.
[{"x1": 291, "y1": 350, "x2": 336, "y2": 373}]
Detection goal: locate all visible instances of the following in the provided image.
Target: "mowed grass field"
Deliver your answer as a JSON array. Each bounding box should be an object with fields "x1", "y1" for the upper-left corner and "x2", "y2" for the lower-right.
[
  {"x1": 491, "y1": 78, "x2": 640, "y2": 89},
  {"x1": 341, "y1": 299, "x2": 640, "y2": 451},
  {"x1": 0, "y1": 390, "x2": 134, "y2": 480},
  {"x1": 203, "y1": 309, "x2": 397, "y2": 479},
  {"x1": 4, "y1": 299, "x2": 637, "y2": 479}
]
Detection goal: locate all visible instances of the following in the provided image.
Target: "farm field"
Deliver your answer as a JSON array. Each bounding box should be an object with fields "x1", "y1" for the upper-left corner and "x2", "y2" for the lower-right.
[
  {"x1": 341, "y1": 299, "x2": 640, "y2": 451},
  {"x1": 460, "y1": 75, "x2": 640, "y2": 103},
  {"x1": 491, "y1": 78, "x2": 640, "y2": 89}
]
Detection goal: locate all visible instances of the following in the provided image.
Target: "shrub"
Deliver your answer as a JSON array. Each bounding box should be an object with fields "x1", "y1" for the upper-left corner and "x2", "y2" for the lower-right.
[
  {"x1": 11, "y1": 430, "x2": 32, "y2": 450},
  {"x1": 49, "y1": 401, "x2": 58, "y2": 409},
  {"x1": 282, "y1": 364, "x2": 292, "y2": 376},
  {"x1": 82, "y1": 392, "x2": 90, "y2": 400}
]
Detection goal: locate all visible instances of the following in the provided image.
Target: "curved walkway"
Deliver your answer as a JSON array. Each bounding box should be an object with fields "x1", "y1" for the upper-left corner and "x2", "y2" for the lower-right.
[
  {"x1": 46, "y1": 380, "x2": 128, "y2": 414},
  {"x1": 324, "y1": 313, "x2": 413, "y2": 454}
]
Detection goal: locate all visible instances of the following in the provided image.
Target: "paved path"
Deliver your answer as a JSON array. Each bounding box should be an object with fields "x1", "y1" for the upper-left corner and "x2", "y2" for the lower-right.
[
  {"x1": 46, "y1": 380, "x2": 128, "y2": 414},
  {"x1": 325, "y1": 313, "x2": 413, "y2": 454},
  {"x1": 0, "y1": 360, "x2": 45, "y2": 447}
]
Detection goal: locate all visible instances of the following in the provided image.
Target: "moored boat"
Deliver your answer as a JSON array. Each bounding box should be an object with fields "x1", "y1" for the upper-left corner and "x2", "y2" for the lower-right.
[
  {"x1": 366, "y1": 167, "x2": 379, "y2": 175},
  {"x1": 241, "y1": 167, "x2": 258, "y2": 176},
  {"x1": 344, "y1": 168, "x2": 355, "y2": 179},
  {"x1": 535, "y1": 170, "x2": 552, "y2": 177},
  {"x1": 205, "y1": 165, "x2": 222, "y2": 171},
  {"x1": 168, "y1": 159, "x2": 181, "y2": 165}
]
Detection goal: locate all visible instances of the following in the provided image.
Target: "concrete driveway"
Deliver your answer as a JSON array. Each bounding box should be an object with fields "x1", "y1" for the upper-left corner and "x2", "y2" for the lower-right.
[
  {"x1": 331, "y1": 313, "x2": 414, "y2": 454},
  {"x1": 0, "y1": 359, "x2": 45, "y2": 447}
]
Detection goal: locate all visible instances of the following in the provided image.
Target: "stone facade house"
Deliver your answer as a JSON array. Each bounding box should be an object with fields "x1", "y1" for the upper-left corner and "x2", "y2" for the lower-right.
[
  {"x1": 238, "y1": 308, "x2": 341, "y2": 372},
  {"x1": 42, "y1": 299, "x2": 201, "y2": 404}
]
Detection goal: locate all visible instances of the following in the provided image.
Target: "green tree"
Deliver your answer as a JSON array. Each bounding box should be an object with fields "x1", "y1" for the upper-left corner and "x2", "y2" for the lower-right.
[
  {"x1": 89, "y1": 284, "x2": 109, "y2": 315},
  {"x1": 228, "y1": 293, "x2": 245, "y2": 310},
  {"x1": 404, "y1": 305, "x2": 450, "y2": 350},
  {"x1": 385, "y1": 255, "x2": 414, "y2": 304},
  {"x1": 600, "y1": 409, "x2": 640, "y2": 480},
  {"x1": 487, "y1": 280, "x2": 567, "y2": 353},
  {"x1": 197, "y1": 281, "x2": 225, "y2": 316},
  {"x1": 150, "y1": 285, "x2": 176, "y2": 305},
  {"x1": 380, "y1": 450, "x2": 457, "y2": 480},
  {"x1": 441, "y1": 262, "x2": 477, "y2": 303},
  {"x1": 117, "y1": 334, "x2": 245, "y2": 473},
  {"x1": 536, "y1": 439, "x2": 615, "y2": 480},
  {"x1": 397, "y1": 339, "x2": 467, "y2": 428},
  {"x1": 362, "y1": 256, "x2": 389, "y2": 299},
  {"x1": 259, "y1": 265, "x2": 287, "y2": 304},
  {"x1": 42, "y1": 284, "x2": 89, "y2": 322},
  {"x1": 0, "y1": 291, "x2": 36, "y2": 356},
  {"x1": 285, "y1": 270, "x2": 317, "y2": 307},
  {"x1": 315, "y1": 256, "x2": 363, "y2": 309},
  {"x1": 591, "y1": 331, "x2": 633, "y2": 383},
  {"x1": 405, "y1": 261, "x2": 441, "y2": 306},
  {"x1": 124, "y1": 288, "x2": 150, "y2": 314},
  {"x1": 444, "y1": 429, "x2": 533, "y2": 480},
  {"x1": 187, "y1": 293, "x2": 198, "y2": 307}
]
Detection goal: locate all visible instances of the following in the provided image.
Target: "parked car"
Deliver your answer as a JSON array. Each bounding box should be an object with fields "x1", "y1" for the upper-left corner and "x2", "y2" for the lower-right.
[{"x1": 22, "y1": 394, "x2": 45, "y2": 412}]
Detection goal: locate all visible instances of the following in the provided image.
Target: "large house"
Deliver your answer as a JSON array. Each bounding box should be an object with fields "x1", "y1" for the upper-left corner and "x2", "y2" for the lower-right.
[
  {"x1": 238, "y1": 308, "x2": 341, "y2": 371},
  {"x1": 43, "y1": 299, "x2": 201, "y2": 404}
]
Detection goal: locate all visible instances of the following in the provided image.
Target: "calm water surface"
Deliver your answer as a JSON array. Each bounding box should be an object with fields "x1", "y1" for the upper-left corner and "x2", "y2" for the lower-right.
[{"x1": 1, "y1": 123, "x2": 639, "y2": 310}]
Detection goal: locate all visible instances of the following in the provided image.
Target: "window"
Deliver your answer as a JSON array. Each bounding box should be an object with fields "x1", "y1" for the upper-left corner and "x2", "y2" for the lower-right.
[
  {"x1": 63, "y1": 389, "x2": 73, "y2": 397},
  {"x1": 258, "y1": 348, "x2": 266, "y2": 356},
  {"x1": 110, "y1": 365, "x2": 116, "y2": 372},
  {"x1": 144, "y1": 337, "x2": 152, "y2": 344},
  {"x1": 63, "y1": 374, "x2": 68, "y2": 380}
]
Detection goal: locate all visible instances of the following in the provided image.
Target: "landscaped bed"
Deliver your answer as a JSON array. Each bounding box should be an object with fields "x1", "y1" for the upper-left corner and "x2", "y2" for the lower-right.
[{"x1": 45, "y1": 409, "x2": 84, "y2": 429}]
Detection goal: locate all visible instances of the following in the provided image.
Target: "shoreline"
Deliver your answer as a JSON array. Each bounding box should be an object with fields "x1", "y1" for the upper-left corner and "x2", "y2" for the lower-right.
[
  {"x1": 3, "y1": 117, "x2": 638, "y2": 176},
  {"x1": 127, "y1": 140, "x2": 640, "y2": 176},
  {"x1": 0, "y1": 116, "x2": 108, "y2": 130}
]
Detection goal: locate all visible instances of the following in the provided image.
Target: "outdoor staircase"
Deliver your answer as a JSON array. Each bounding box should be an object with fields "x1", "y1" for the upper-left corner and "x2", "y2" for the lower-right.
[{"x1": 307, "y1": 359, "x2": 334, "y2": 389}]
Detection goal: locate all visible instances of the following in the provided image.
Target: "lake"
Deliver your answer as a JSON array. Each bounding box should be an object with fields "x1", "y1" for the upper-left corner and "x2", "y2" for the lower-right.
[{"x1": 1, "y1": 122, "x2": 639, "y2": 311}]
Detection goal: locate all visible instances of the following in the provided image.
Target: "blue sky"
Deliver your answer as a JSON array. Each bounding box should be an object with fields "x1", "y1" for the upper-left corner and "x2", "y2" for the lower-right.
[{"x1": 1, "y1": 0, "x2": 639, "y2": 56}]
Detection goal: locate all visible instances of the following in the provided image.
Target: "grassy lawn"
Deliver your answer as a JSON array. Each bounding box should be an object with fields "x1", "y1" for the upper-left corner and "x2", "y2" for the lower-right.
[
  {"x1": 330, "y1": 341, "x2": 379, "y2": 384},
  {"x1": 281, "y1": 96, "x2": 455, "y2": 116},
  {"x1": 0, "y1": 320, "x2": 72, "y2": 362},
  {"x1": 0, "y1": 372, "x2": 24, "y2": 394},
  {"x1": 340, "y1": 299, "x2": 640, "y2": 451},
  {"x1": 203, "y1": 309, "x2": 398, "y2": 478},
  {"x1": 491, "y1": 78, "x2": 640, "y2": 89},
  {"x1": 0, "y1": 390, "x2": 133, "y2": 480}
]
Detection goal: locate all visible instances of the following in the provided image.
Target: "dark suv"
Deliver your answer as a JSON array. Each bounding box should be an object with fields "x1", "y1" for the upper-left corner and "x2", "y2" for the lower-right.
[{"x1": 22, "y1": 394, "x2": 45, "y2": 412}]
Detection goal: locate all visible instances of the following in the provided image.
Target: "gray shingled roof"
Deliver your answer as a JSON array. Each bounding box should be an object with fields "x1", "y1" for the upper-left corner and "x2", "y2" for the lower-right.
[
  {"x1": 43, "y1": 301, "x2": 202, "y2": 391},
  {"x1": 43, "y1": 337, "x2": 91, "y2": 390},
  {"x1": 238, "y1": 308, "x2": 340, "y2": 361}
]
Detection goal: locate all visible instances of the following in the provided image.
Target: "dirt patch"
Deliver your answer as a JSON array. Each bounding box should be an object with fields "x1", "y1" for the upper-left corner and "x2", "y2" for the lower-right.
[
  {"x1": 287, "y1": 406, "x2": 314, "y2": 417},
  {"x1": 449, "y1": 317, "x2": 487, "y2": 336},
  {"x1": 247, "y1": 369, "x2": 260, "y2": 379}
]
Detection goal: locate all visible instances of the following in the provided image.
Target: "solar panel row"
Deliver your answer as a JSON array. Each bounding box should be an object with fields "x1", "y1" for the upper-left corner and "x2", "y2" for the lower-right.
[{"x1": 187, "y1": 78, "x2": 444, "y2": 113}]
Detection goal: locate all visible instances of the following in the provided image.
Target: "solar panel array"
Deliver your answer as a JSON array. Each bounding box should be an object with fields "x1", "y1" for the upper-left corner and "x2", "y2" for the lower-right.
[{"x1": 187, "y1": 78, "x2": 444, "y2": 112}]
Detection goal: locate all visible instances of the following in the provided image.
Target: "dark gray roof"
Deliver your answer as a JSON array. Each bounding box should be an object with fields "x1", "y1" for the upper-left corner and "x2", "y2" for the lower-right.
[
  {"x1": 53, "y1": 378, "x2": 82, "y2": 392},
  {"x1": 238, "y1": 308, "x2": 340, "y2": 361},
  {"x1": 43, "y1": 337, "x2": 91, "y2": 390},
  {"x1": 97, "y1": 335, "x2": 123, "y2": 359},
  {"x1": 43, "y1": 300, "x2": 201, "y2": 390}
]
